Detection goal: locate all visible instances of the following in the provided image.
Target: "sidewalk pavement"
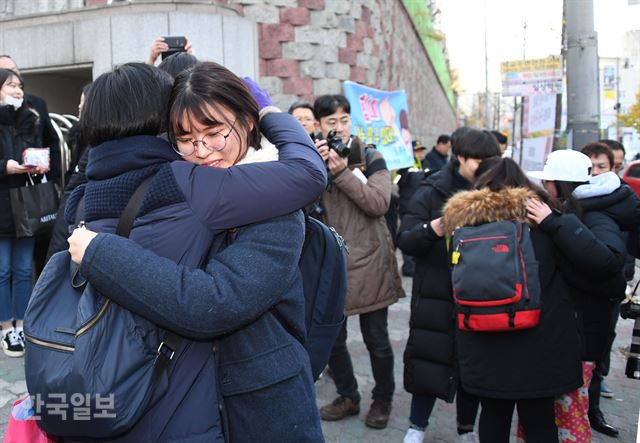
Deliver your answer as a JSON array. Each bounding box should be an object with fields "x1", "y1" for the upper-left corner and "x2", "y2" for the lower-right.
[{"x1": 2, "y1": 270, "x2": 639, "y2": 442}]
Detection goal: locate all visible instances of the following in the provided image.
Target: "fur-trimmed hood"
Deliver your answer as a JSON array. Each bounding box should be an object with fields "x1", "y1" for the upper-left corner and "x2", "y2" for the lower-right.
[{"x1": 443, "y1": 187, "x2": 536, "y2": 235}]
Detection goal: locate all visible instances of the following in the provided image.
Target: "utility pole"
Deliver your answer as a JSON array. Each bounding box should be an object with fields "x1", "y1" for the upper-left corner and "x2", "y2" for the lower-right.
[
  {"x1": 566, "y1": 0, "x2": 600, "y2": 149},
  {"x1": 554, "y1": 0, "x2": 567, "y2": 149},
  {"x1": 484, "y1": 0, "x2": 491, "y2": 130},
  {"x1": 616, "y1": 56, "x2": 621, "y2": 140}
]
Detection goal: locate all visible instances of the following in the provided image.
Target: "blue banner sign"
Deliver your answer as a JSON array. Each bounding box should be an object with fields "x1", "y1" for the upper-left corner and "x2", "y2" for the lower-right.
[{"x1": 343, "y1": 81, "x2": 414, "y2": 170}]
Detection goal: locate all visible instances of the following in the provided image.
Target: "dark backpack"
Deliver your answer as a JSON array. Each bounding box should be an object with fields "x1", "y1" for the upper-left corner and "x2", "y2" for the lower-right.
[
  {"x1": 450, "y1": 220, "x2": 541, "y2": 332},
  {"x1": 230, "y1": 215, "x2": 348, "y2": 381},
  {"x1": 23, "y1": 177, "x2": 192, "y2": 438}
]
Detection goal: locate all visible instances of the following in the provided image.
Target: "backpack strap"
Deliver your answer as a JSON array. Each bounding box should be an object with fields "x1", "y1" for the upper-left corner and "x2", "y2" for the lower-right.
[
  {"x1": 114, "y1": 176, "x2": 184, "y2": 380},
  {"x1": 363, "y1": 145, "x2": 387, "y2": 179},
  {"x1": 116, "y1": 176, "x2": 154, "y2": 237}
]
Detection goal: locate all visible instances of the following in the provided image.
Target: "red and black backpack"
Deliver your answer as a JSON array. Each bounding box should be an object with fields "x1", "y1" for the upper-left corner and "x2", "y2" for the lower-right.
[{"x1": 450, "y1": 220, "x2": 541, "y2": 332}]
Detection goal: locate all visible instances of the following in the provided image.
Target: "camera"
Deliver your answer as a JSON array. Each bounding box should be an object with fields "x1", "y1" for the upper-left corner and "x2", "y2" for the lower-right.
[{"x1": 325, "y1": 129, "x2": 351, "y2": 158}]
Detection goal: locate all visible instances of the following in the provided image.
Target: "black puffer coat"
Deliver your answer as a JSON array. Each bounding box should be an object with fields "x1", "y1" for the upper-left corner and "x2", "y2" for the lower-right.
[
  {"x1": 397, "y1": 162, "x2": 471, "y2": 401},
  {"x1": 0, "y1": 104, "x2": 42, "y2": 237},
  {"x1": 563, "y1": 182, "x2": 640, "y2": 361},
  {"x1": 442, "y1": 187, "x2": 584, "y2": 399}
]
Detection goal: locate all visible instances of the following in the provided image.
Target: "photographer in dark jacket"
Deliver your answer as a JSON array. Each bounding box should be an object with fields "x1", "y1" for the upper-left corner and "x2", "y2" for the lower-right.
[{"x1": 397, "y1": 128, "x2": 499, "y2": 443}]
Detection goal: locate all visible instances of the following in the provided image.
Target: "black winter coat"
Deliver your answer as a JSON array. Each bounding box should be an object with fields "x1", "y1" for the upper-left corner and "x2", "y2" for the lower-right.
[
  {"x1": 397, "y1": 162, "x2": 470, "y2": 401},
  {"x1": 561, "y1": 184, "x2": 639, "y2": 361},
  {"x1": 0, "y1": 104, "x2": 42, "y2": 237},
  {"x1": 442, "y1": 188, "x2": 583, "y2": 399},
  {"x1": 25, "y1": 93, "x2": 61, "y2": 183},
  {"x1": 397, "y1": 161, "x2": 426, "y2": 216}
]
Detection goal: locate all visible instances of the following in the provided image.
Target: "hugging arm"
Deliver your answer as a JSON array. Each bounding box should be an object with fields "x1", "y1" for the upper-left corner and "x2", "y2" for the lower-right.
[
  {"x1": 173, "y1": 112, "x2": 327, "y2": 230},
  {"x1": 79, "y1": 212, "x2": 305, "y2": 339}
]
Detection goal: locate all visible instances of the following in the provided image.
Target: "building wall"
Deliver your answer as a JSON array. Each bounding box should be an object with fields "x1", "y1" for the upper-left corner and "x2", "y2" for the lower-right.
[
  {"x1": 233, "y1": 0, "x2": 457, "y2": 142},
  {"x1": 0, "y1": 0, "x2": 457, "y2": 141}
]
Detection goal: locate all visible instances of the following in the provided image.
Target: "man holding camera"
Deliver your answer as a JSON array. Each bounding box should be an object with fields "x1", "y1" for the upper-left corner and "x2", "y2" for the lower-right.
[{"x1": 313, "y1": 94, "x2": 404, "y2": 429}]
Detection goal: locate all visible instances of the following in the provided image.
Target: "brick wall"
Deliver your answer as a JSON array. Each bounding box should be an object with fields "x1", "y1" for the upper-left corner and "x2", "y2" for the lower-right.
[{"x1": 233, "y1": 0, "x2": 457, "y2": 142}]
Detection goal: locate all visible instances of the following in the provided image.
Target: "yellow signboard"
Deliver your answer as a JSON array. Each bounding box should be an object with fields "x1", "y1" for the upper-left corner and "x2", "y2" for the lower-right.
[{"x1": 500, "y1": 56, "x2": 562, "y2": 74}]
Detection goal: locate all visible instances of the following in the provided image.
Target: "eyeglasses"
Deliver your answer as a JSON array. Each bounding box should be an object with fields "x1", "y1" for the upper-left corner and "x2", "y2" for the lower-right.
[{"x1": 173, "y1": 118, "x2": 237, "y2": 157}]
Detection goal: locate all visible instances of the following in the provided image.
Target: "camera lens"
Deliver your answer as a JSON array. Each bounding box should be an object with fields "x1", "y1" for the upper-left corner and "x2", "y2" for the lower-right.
[{"x1": 326, "y1": 130, "x2": 351, "y2": 158}]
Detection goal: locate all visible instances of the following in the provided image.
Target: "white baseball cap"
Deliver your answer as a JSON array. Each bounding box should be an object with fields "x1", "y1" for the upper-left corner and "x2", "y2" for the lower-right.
[{"x1": 527, "y1": 149, "x2": 592, "y2": 182}]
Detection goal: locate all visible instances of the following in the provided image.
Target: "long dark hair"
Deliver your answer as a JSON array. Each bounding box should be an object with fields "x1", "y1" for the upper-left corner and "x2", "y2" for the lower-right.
[
  {"x1": 474, "y1": 157, "x2": 556, "y2": 207},
  {"x1": 553, "y1": 181, "x2": 584, "y2": 217},
  {"x1": 168, "y1": 62, "x2": 260, "y2": 164}
]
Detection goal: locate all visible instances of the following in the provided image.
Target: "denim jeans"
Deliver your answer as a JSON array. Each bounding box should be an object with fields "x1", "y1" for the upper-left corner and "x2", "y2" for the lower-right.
[
  {"x1": 0, "y1": 237, "x2": 35, "y2": 322},
  {"x1": 327, "y1": 307, "x2": 395, "y2": 402}
]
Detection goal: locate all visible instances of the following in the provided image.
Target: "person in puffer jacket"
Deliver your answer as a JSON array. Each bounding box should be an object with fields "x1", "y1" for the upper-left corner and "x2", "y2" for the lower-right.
[
  {"x1": 443, "y1": 157, "x2": 590, "y2": 442},
  {"x1": 528, "y1": 148, "x2": 632, "y2": 439},
  {"x1": 63, "y1": 62, "x2": 326, "y2": 442}
]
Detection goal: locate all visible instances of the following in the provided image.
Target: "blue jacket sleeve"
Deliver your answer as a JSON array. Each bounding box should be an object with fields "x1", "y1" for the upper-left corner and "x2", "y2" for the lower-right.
[
  {"x1": 172, "y1": 112, "x2": 327, "y2": 230},
  {"x1": 78, "y1": 212, "x2": 305, "y2": 339}
]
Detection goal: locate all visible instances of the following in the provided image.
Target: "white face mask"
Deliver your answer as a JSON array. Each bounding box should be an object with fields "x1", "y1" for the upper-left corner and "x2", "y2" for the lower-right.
[{"x1": 1, "y1": 95, "x2": 23, "y2": 110}]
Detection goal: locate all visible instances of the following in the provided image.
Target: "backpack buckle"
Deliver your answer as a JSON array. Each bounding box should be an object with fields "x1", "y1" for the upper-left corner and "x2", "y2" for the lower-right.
[{"x1": 157, "y1": 342, "x2": 175, "y2": 360}]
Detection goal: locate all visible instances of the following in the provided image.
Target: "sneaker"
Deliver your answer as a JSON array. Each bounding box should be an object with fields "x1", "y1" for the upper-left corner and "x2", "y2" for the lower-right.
[
  {"x1": 600, "y1": 380, "x2": 613, "y2": 398},
  {"x1": 319, "y1": 396, "x2": 360, "y2": 421},
  {"x1": 2, "y1": 329, "x2": 24, "y2": 358},
  {"x1": 365, "y1": 399, "x2": 392, "y2": 429},
  {"x1": 403, "y1": 428, "x2": 425, "y2": 443},
  {"x1": 459, "y1": 432, "x2": 479, "y2": 443}
]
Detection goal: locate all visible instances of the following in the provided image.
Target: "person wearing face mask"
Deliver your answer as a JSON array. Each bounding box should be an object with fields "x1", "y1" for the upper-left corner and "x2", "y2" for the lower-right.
[
  {"x1": 0, "y1": 69, "x2": 44, "y2": 358},
  {"x1": 0, "y1": 55, "x2": 61, "y2": 279}
]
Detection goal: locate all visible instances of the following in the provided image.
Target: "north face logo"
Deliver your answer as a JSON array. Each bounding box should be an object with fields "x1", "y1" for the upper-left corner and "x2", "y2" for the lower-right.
[{"x1": 492, "y1": 244, "x2": 509, "y2": 253}]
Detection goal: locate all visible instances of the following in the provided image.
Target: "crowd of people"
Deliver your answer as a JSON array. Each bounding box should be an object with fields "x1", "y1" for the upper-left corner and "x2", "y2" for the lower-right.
[{"x1": 0, "y1": 37, "x2": 638, "y2": 443}]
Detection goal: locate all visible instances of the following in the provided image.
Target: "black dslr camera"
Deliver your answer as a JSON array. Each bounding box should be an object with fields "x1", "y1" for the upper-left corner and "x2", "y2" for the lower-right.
[{"x1": 325, "y1": 129, "x2": 351, "y2": 158}]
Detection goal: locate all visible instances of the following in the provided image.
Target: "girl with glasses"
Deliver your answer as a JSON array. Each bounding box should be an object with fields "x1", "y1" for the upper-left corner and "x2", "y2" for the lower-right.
[{"x1": 58, "y1": 62, "x2": 325, "y2": 442}]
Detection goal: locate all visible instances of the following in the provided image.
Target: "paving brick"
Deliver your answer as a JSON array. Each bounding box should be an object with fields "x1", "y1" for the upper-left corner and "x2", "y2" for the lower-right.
[
  {"x1": 258, "y1": 76, "x2": 283, "y2": 95},
  {"x1": 312, "y1": 44, "x2": 339, "y2": 63},
  {"x1": 346, "y1": 33, "x2": 364, "y2": 51},
  {"x1": 260, "y1": 23, "x2": 295, "y2": 42},
  {"x1": 350, "y1": 66, "x2": 367, "y2": 84},
  {"x1": 259, "y1": 39, "x2": 282, "y2": 59},
  {"x1": 282, "y1": 41, "x2": 316, "y2": 61},
  {"x1": 283, "y1": 76, "x2": 313, "y2": 95},
  {"x1": 280, "y1": 7, "x2": 310, "y2": 26},
  {"x1": 337, "y1": 16, "x2": 355, "y2": 33},
  {"x1": 298, "y1": 0, "x2": 324, "y2": 10},
  {"x1": 326, "y1": 62, "x2": 350, "y2": 81},
  {"x1": 310, "y1": 10, "x2": 339, "y2": 29},
  {"x1": 295, "y1": 25, "x2": 326, "y2": 44},
  {"x1": 339, "y1": 47, "x2": 358, "y2": 66},
  {"x1": 300, "y1": 59, "x2": 326, "y2": 79},
  {"x1": 266, "y1": 58, "x2": 299, "y2": 78},
  {"x1": 243, "y1": 4, "x2": 280, "y2": 24},
  {"x1": 313, "y1": 78, "x2": 341, "y2": 96}
]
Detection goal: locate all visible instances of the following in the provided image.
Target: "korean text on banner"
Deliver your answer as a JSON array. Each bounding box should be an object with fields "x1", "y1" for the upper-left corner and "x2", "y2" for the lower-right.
[
  {"x1": 501, "y1": 56, "x2": 563, "y2": 97},
  {"x1": 343, "y1": 81, "x2": 414, "y2": 170}
]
